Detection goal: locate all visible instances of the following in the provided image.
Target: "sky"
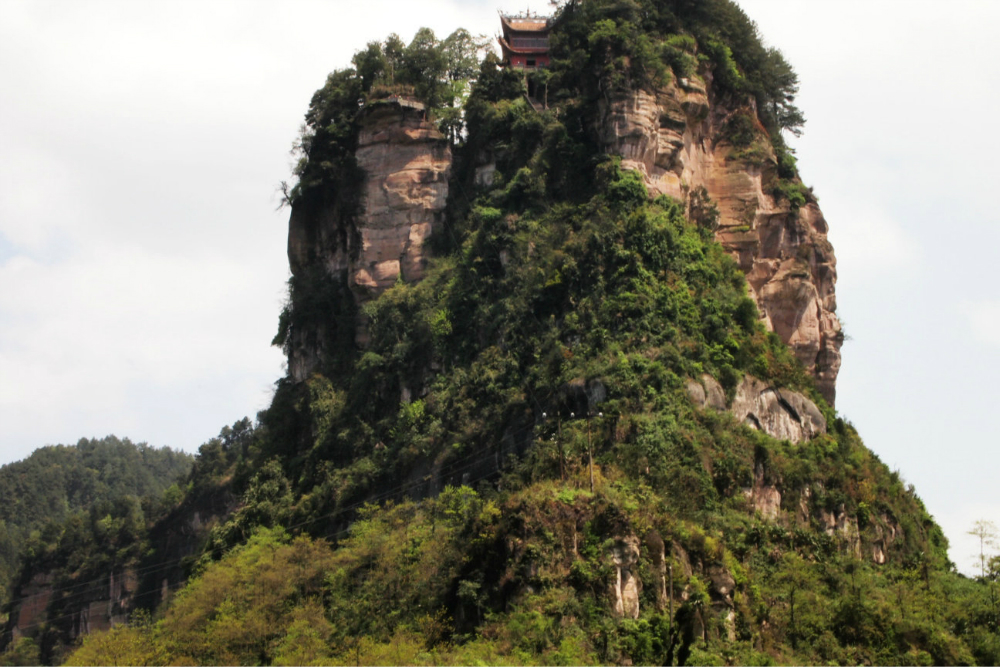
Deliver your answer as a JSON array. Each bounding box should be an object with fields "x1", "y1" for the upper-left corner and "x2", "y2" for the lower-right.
[{"x1": 0, "y1": 0, "x2": 997, "y2": 575}]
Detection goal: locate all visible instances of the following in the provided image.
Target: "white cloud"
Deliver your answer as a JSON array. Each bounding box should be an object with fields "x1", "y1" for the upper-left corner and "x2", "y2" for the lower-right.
[
  {"x1": 961, "y1": 299, "x2": 1000, "y2": 348},
  {"x1": 0, "y1": 0, "x2": 556, "y2": 461}
]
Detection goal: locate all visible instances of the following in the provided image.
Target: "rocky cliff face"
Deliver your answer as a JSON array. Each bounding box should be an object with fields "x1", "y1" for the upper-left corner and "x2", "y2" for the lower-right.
[
  {"x1": 8, "y1": 568, "x2": 136, "y2": 646},
  {"x1": 687, "y1": 373, "x2": 826, "y2": 445},
  {"x1": 9, "y1": 573, "x2": 52, "y2": 643},
  {"x1": 352, "y1": 98, "x2": 451, "y2": 293},
  {"x1": 287, "y1": 79, "x2": 841, "y2": 402},
  {"x1": 597, "y1": 77, "x2": 842, "y2": 404},
  {"x1": 286, "y1": 97, "x2": 451, "y2": 378}
]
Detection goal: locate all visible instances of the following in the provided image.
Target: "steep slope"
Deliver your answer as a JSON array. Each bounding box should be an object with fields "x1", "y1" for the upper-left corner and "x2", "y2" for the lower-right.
[
  {"x1": 0, "y1": 428, "x2": 233, "y2": 666},
  {"x1": 0, "y1": 437, "x2": 192, "y2": 607},
  {"x1": 16, "y1": 2, "x2": 1000, "y2": 666},
  {"x1": 597, "y1": 82, "x2": 841, "y2": 403}
]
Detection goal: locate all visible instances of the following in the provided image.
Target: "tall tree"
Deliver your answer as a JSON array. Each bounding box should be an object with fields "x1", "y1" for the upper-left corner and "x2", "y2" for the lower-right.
[{"x1": 969, "y1": 520, "x2": 999, "y2": 579}]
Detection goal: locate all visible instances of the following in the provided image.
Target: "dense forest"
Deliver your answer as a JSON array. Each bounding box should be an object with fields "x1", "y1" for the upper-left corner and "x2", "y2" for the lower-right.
[
  {"x1": 0, "y1": 436, "x2": 192, "y2": 609},
  {"x1": 2, "y1": 0, "x2": 999, "y2": 665}
]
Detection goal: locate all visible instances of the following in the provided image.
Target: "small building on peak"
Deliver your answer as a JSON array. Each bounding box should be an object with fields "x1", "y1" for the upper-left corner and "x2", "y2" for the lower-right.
[{"x1": 498, "y1": 11, "x2": 552, "y2": 69}]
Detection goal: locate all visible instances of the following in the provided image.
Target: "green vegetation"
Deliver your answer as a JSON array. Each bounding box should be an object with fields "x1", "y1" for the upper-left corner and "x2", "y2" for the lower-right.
[
  {"x1": 281, "y1": 27, "x2": 485, "y2": 210},
  {"x1": 0, "y1": 437, "x2": 191, "y2": 607},
  {"x1": 4, "y1": 1, "x2": 1000, "y2": 665}
]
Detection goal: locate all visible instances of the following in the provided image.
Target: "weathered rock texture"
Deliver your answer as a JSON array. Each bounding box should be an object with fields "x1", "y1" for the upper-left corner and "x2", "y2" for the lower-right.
[
  {"x1": 685, "y1": 373, "x2": 727, "y2": 412},
  {"x1": 353, "y1": 99, "x2": 451, "y2": 291},
  {"x1": 730, "y1": 376, "x2": 827, "y2": 444},
  {"x1": 743, "y1": 461, "x2": 782, "y2": 521},
  {"x1": 72, "y1": 569, "x2": 137, "y2": 638},
  {"x1": 609, "y1": 535, "x2": 642, "y2": 619},
  {"x1": 10, "y1": 573, "x2": 52, "y2": 641},
  {"x1": 286, "y1": 97, "x2": 452, "y2": 379},
  {"x1": 9, "y1": 568, "x2": 137, "y2": 644},
  {"x1": 598, "y1": 76, "x2": 842, "y2": 404},
  {"x1": 687, "y1": 374, "x2": 826, "y2": 444}
]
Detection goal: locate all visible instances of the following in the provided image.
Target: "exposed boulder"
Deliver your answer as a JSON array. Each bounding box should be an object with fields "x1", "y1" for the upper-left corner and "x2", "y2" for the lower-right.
[
  {"x1": 743, "y1": 460, "x2": 782, "y2": 521},
  {"x1": 872, "y1": 514, "x2": 901, "y2": 565},
  {"x1": 644, "y1": 531, "x2": 669, "y2": 611},
  {"x1": 706, "y1": 564, "x2": 737, "y2": 642},
  {"x1": 707, "y1": 563, "x2": 735, "y2": 602},
  {"x1": 686, "y1": 374, "x2": 826, "y2": 444},
  {"x1": 796, "y1": 485, "x2": 813, "y2": 526},
  {"x1": 819, "y1": 504, "x2": 863, "y2": 558},
  {"x1": 685, "y1": 374, "x2": 726, "y2": 411},
  {"x1": 731, "y1": 376, "x2": 826, "y2": 444},
  {"x1": 558, "y1": 378, "x2": 609, "y2": 416}
]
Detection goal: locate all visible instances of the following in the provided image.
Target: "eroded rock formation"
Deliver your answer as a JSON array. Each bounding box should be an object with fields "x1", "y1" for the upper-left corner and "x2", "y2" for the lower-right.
[
  {"x1": 730, "y1": 376, "x2": 827, "y2": 444},
  {"x1": 609, "y1": 535, "x2": 642, "y2": 619},
  {"x1": 353, "y1": 99, "x2": 451, "y2": 292},
  {"x1": 687, "y1": 374, "x2": 826, "y2": 444},
  {"x1": 598, "y1": 77, "x2": 842, "y2": 404},
  {"x1": 10, "y1": 573, "x2": 52, "y2": 642},
  {"x1": 743, "y1": 461, "x2": 783, "y2": 521},
  {"x1": 286, "y1": 97, "x2": 452, "y2": 377},
  {"x1": 9, "y1": 568, "x2": 137, "y2": 645}
]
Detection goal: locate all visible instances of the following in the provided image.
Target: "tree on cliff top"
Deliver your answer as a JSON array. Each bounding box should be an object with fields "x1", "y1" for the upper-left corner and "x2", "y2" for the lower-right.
[{"x1": 283, "y1": 27, "x2": 487, "y2": 208}]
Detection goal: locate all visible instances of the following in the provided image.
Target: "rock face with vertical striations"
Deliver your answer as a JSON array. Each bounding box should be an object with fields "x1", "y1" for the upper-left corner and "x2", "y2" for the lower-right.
[
  {"x1": 352, "y1": 98, "x2": 451, "y2": 292},
  {"x1": 285, "y1": 96, "x2": 452, "y2": 379},
  {"x1": 597, "y1": 75, "x2": 842, "y2": 404}
]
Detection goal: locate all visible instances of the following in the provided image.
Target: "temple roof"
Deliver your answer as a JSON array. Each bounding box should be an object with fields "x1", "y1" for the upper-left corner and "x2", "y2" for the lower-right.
[{"x1": 499, "y1": 13, "x2": 551, "y2": 33}]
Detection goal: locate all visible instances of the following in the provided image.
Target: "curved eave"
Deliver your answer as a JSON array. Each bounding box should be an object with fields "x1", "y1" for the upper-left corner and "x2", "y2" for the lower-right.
[{"x1": 498, "y1": 38, "x2": 549, "y2": 56}]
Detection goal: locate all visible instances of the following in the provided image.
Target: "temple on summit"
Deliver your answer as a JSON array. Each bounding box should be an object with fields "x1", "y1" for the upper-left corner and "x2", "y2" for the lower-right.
[{"x1": 497, "y1": 11, "x2": 552, "y2": 69}]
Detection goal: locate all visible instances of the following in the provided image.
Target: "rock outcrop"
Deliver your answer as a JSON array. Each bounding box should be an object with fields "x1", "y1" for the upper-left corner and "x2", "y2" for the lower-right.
[
  {"x1": 687, "y1": 374, "x2": 826, "y2": 444},
  {"x1": 743, "y1": 461, "x2": 783, "y2": 521},
  {"x1": 872, "y1": 515, "x2": 901, "y2": 565},
  {"x1": 8, "y1": 568, "x2": 137, "y2": 645},
  {"x1": 286, "y1": 97, "x2": 452, "y2": 378},
  {"x1": 609, "y1": 535, "x2": 642, "y2": 619},
  {"x1": 10, "y1": 573, "x2": 52, "y2": 642},
  {"x1": 352, "y1": 98, "x2": 451, "y2": 292},
  {"x1": 730, "y1": 376, "x2": 827, "y2": 444},
  {"x1": 819, "y1": 504, "x2": 863, "y2": 558},
  {"x1": 598, "y1": 76, "x2": 842, "y2": 404},
  {"x1": 685, "y1": 374, "x2": 726, "y2": 412},
  {"x1": 73, "y1": 569, "x2": 137, "y2": 637}
]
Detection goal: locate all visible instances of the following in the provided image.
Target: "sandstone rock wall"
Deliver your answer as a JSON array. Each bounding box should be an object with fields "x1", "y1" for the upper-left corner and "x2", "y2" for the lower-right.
[
  {"x1": 286, "y1": 98, "x2": 452, "y2": 379},
  {"x1": 10, "y1": 572, "x2": 52, "y2": 641},
  {"x1": 72, "y1": 568, "x2": 137, "y2": 638},
  {"x1": 598, "y1": 77, "x2": 842, "y2": 404},
  {"x1": 609, "y1": 535, "x2": 641, "y2": 619},
  {"x1": 8, "y1": 567, "x2": 137, "y2": 646},
  {"x1": 353, "y1": 100, "x2": 451, "y2": 292}
]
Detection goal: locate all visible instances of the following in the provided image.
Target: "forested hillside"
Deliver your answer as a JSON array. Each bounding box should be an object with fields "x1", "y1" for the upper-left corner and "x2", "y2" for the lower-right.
[
  {"x1": 0, "y1": 437, "x2": 192, "y2": 608},
  {"x1": 3, "y1": 0, "x2": 999, "y2": 665}
]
